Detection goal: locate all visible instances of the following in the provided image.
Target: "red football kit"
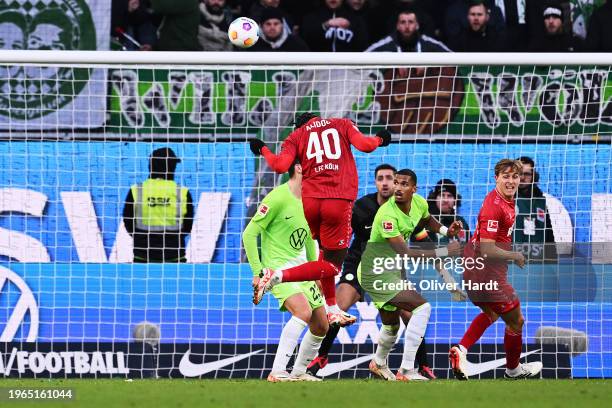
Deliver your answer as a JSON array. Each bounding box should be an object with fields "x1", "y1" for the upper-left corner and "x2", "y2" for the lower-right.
[
  {"x1": 260, "y1": 117, "x2": 382, "y2": 306},
  {"x1": 458, "y1": 187, "x2": 524, "y2": 372},
  {"x1": 261, "y1": 117, "x2": 381, "y2": 249},
  {"x1": 464, "y1": 188, "x2": 519, "y2": 314}
]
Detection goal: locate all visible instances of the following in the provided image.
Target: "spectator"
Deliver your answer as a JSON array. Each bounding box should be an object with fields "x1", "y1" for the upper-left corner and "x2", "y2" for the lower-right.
[
  {"x1": 366, "y1": 9, "x2": 450, "y2": 52},
  {"x1": 444, "y1": 0, "x2": 505, "y2": 42},
  {"x1": 151, "y1": 0, "x2": 202, "y2": 50},
  {"x1": 513, "y1": 156, "x2": 558, "y2": 263},
  {"x1": 300, "y1": 0, "x2": 369, "y2": 52},
  {"x1": 448, "y1": 0, "x2": 507, "y2": 51},
  {"x1": 586, "y1": 0, "x2": 612, "y2": 52},
  {"x1": 425, "y1": 179, "x2": 470, "y2": 245},
  {"x1": 198, "y1": 0, "x2": 234, "y2": 51},
  {"x1": 249, "y1": 8, "x2": 309, "y2": 51},
  {"x1": 527, "y1": 4, "x2": 584, "y2": 52},
  {"x1": 123, "y1": 148, "x2": 194, "y2": 263},
  {"x1": 111, "y1": 0, "x2": 157, "y2": 50},
  {"x1": 248, "y1": 0, "x2": 294, "y2": 34},
  {"x1": 493, "y1": 0, "x2": 540, "y2": 51},
  {"x1": 381, "y1": 0, "x2": 442, "y2": 40}
]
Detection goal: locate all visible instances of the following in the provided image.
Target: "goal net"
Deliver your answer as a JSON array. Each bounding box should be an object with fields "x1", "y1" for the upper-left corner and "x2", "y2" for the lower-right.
[{"x1": 0, "y1": 51, "x2": 610, "y2": 379}]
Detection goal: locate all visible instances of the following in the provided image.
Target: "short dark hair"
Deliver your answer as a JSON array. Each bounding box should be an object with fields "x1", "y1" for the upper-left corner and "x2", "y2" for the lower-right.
[
  {"x1": 517, "y1": 156, "x2": 535, "y2": 168},
  {"x1": 494, "y1": 159, "x2": 523, "y2": 176},
  {"x1": 468, "y1": 0, "x2": 488, "y2": 9},
  {"x1": 288, "y1": 159, "x2": 300, "y2": 178},
  {"x1": 374, "y1": 164, "x2": 397, "y2": 178},
  {"x1": 293, "y1": 112, "x2": 318, "y2": 129},
  {"x1": 397, "y1": 7, "x2": 419, "y2": 23},
  {"x1": 396, "y1": 168, "x2": 417, "y2": 185}
]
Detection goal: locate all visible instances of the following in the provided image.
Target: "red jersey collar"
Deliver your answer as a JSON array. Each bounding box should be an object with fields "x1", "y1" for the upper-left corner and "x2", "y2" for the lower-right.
[{"x1": 494, "y1": 187, "x2": 515, "y2": 205}]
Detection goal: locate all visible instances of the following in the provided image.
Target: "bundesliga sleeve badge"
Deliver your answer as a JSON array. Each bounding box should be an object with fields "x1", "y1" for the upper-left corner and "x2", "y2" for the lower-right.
[
  {"x1": 383, "y1": 221, "x2": 394, "y2": 232},
  {"x1": 257, "y1": 204, "x2": 269, "y2": 217},
  {"x1": 486, "y1": 220, "x2": 499, "y2": 232}
]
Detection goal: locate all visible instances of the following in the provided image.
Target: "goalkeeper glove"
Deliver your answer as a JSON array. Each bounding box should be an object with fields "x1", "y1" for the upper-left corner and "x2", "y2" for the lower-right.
[
  {"x1": 376, "y1": 129, "x2": 392, "y2": 147},
  {"x1": 249, "y1": 139, "x2": 266, "y2": 156}
]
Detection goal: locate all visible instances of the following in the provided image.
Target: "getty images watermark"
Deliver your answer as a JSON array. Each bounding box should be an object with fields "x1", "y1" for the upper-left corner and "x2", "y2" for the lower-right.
[{"x1": 370, "y1": 254, "x2": 499, "y2": 292}]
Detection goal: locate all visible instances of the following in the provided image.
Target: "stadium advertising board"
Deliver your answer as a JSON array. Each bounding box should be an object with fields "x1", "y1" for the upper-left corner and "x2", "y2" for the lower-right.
[
  {"x1": 0, "y1": 263, "x2": 602, "y2": 378},
  {"x1": 0, "y1": 142, "x2": 609, "y2": 263},
  {"x1": 105, "y1": 66, "x2": 612, "y2": 141}
]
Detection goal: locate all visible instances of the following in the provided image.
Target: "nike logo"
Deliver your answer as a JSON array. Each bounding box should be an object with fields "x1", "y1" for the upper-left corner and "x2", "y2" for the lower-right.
[
  {"x1": 315, "y1": 349, "x2": 541, "y2": 377},
  {"x1": 285, "y1": 216, "x2": 294, "y2": 220},
  {"x1": 317, "y1": 355, "x2": 372, "y2": 377},
  {"x1": 179, "y1": 349, "x2": 263, "y2": 377},
  {"x1": 464, "y1": 349, "x2": 541, "y2": 376},
  {"x1": 365, "y1": 226, "x2": 372, "y2": 230}
]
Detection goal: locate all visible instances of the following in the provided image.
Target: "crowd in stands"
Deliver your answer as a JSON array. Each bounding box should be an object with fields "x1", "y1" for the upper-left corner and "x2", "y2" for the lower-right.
[{"x1": 111, "y1": 0, "x2": 612, "y2": 52}]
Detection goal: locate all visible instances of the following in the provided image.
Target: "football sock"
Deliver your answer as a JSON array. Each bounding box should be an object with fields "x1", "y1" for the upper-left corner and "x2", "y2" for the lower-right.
[
  {"x1": 292, "y1": 330, "x2": 325, "y2": 375},
  {"x1": 459, "y1": 313, "x2": 494, "y2": 351},
  {"x1": 504, "y1": 327, "x2": 523, "y2": 370},
  {"x1": 280, "y1": 261, "x2": 338, "y2": 282},
  {"x1": 374, "y1": 324, "x2": 400, "y2": 366},
  {"x1": 272, "y1": 316, "x2": 307, "y2": 372},
  {"x1": 317, "y1": 324, "x2": 340, "y2": 358},
  {"x1": 400, "y1": 303, "x2": 431, "y2": 373},
  {"x1": 321, "y1": 276, "x2": 337, "y2": 306}
]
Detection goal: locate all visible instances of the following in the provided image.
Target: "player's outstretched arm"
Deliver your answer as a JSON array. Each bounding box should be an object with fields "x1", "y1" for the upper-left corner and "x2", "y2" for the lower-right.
[
  {"x1": 250, "y1": 137, "x2": 297, "y2": 174},
  {"x1": 346, "y1": 121, "x2": 392, "y2": 152}
]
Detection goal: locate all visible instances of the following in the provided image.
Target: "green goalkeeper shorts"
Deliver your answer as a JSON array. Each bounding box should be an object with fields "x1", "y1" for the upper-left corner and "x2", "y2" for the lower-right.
[{"x1": 271, "y1": 281, "x2": 324, "y2": 312}]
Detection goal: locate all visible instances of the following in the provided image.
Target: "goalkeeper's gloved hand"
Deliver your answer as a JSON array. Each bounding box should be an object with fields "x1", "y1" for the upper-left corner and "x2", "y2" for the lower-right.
[
  {"x1": 376, "y1": 129, "x2": 392, "y2": 147},
  {"x1": 249, "y1": 139, "x2": 266, "y2": 156}
]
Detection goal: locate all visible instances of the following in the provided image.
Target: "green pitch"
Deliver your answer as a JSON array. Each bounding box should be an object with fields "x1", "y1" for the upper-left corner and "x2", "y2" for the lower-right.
[{"x1": 1, "y1": 379, "x2": 610, "y2": 408}]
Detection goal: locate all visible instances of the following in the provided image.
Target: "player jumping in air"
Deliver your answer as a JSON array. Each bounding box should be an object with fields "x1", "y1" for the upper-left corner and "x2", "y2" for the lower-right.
[
  {"x1": 242, "y1": 162, "x2": 327, "y2": 382},
  {"x1": 249, "y1": 113, "x2": 391, "y2": 327},
  {"x1": 449, "y1": 159, "x2": 543, "y2": 380},
  {"x1": 359, "y1": 169, "x2": 464, "y2": 381}
]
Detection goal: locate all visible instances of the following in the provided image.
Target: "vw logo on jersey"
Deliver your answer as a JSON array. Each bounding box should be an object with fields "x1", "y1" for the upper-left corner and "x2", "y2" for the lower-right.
[
  {"x1": 289, "y1": 228, "x2": 308, "y2": 250},
  {"x1": 0, "y1": 266, "x2": 39, "y2": 342}
]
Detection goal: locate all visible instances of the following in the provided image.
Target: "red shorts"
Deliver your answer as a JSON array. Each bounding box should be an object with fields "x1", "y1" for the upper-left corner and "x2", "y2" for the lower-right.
[
  {"x1": 472, "y1": 298, "x2": 520, "y2": 315},
  {"x1": 468, "y1": 281, "x2": 520, "y2": 315},
  {"x1": 302, "y1": 197, "x2": 353, "y2": 250}
]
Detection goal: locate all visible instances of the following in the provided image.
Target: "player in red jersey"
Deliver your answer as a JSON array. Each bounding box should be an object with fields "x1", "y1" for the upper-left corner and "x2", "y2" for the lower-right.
[
  {"x1": 249, "y1": 112, "x2": 391, "y2": 327},
  {"x1": 449, "y1": 159, "x2": 543, "y2": 380}
]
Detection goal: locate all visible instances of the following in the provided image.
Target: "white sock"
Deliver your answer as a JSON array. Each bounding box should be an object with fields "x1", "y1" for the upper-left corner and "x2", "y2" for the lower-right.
[
  {"x1": 272, "y1": 316, "x2": 307, "y2": 372},
  {"x1": 291, "y1": 330, "x2": 325, "y2": 375},
  {"x1": 374, "y1": 324, "x2": 400, "y2": 366},
  {"x1": 400, "y1": 303, "x2": 431, "y2": 373},
  {"x1": 327, "y1": 304, "x2": 341, "y2": 314},
  {"x1": 506, "y1": 364, "x2": 522, "y2": 376}
]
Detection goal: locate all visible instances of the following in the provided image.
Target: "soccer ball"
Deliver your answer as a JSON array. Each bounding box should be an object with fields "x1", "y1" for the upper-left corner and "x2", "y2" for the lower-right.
[{"x1": 228, "y1": 17, "x2": 259, "y2": 48}]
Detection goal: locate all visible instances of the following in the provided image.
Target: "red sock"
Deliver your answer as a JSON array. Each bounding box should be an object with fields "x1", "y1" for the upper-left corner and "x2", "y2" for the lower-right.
[
  {"x1": 504, "y1": 327, "x2": 522, "y2": 370},
  {"x1": 281, "y1": 261, "x2": 338, "y2": 282},
  {"x1": 459, "y1": 313, "x2": 494, "y2": 350},
  {"x1": 320, "y1": 276, "x2": 336, "y2": 306}
]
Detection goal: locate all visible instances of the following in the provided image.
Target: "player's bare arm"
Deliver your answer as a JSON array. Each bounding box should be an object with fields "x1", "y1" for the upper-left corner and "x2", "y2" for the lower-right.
[
  {"x1": 418, "y1": 215, "x2": 463, "y2": 238},
  {"x1": 480, "y1": 238, "x2": 526, "y2": 268},
  {"x1": 386, "y1": 235, "x2": 463, "y2": 258}
]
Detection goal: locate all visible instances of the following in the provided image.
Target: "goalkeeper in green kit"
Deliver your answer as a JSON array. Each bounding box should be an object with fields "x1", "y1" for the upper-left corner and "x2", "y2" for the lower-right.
[{"x1": 243, "y1": 161, "x2": 328, "y2": 382}]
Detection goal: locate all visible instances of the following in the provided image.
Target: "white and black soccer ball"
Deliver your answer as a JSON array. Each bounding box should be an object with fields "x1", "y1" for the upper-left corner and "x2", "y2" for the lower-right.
[{"x1": 228, "y1": 17, "x2": 259, "y2": 48}]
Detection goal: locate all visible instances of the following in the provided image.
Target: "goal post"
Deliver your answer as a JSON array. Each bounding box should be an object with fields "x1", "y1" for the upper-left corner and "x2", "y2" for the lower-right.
[{"x1": 0, "y1": 51, "x2": 610, "y2": 379}]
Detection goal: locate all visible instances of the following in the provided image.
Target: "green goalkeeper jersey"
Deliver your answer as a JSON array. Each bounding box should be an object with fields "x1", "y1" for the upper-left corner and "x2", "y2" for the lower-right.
[{"x1": 243, "y1": 183, "x2": 316, "y2": 276}]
